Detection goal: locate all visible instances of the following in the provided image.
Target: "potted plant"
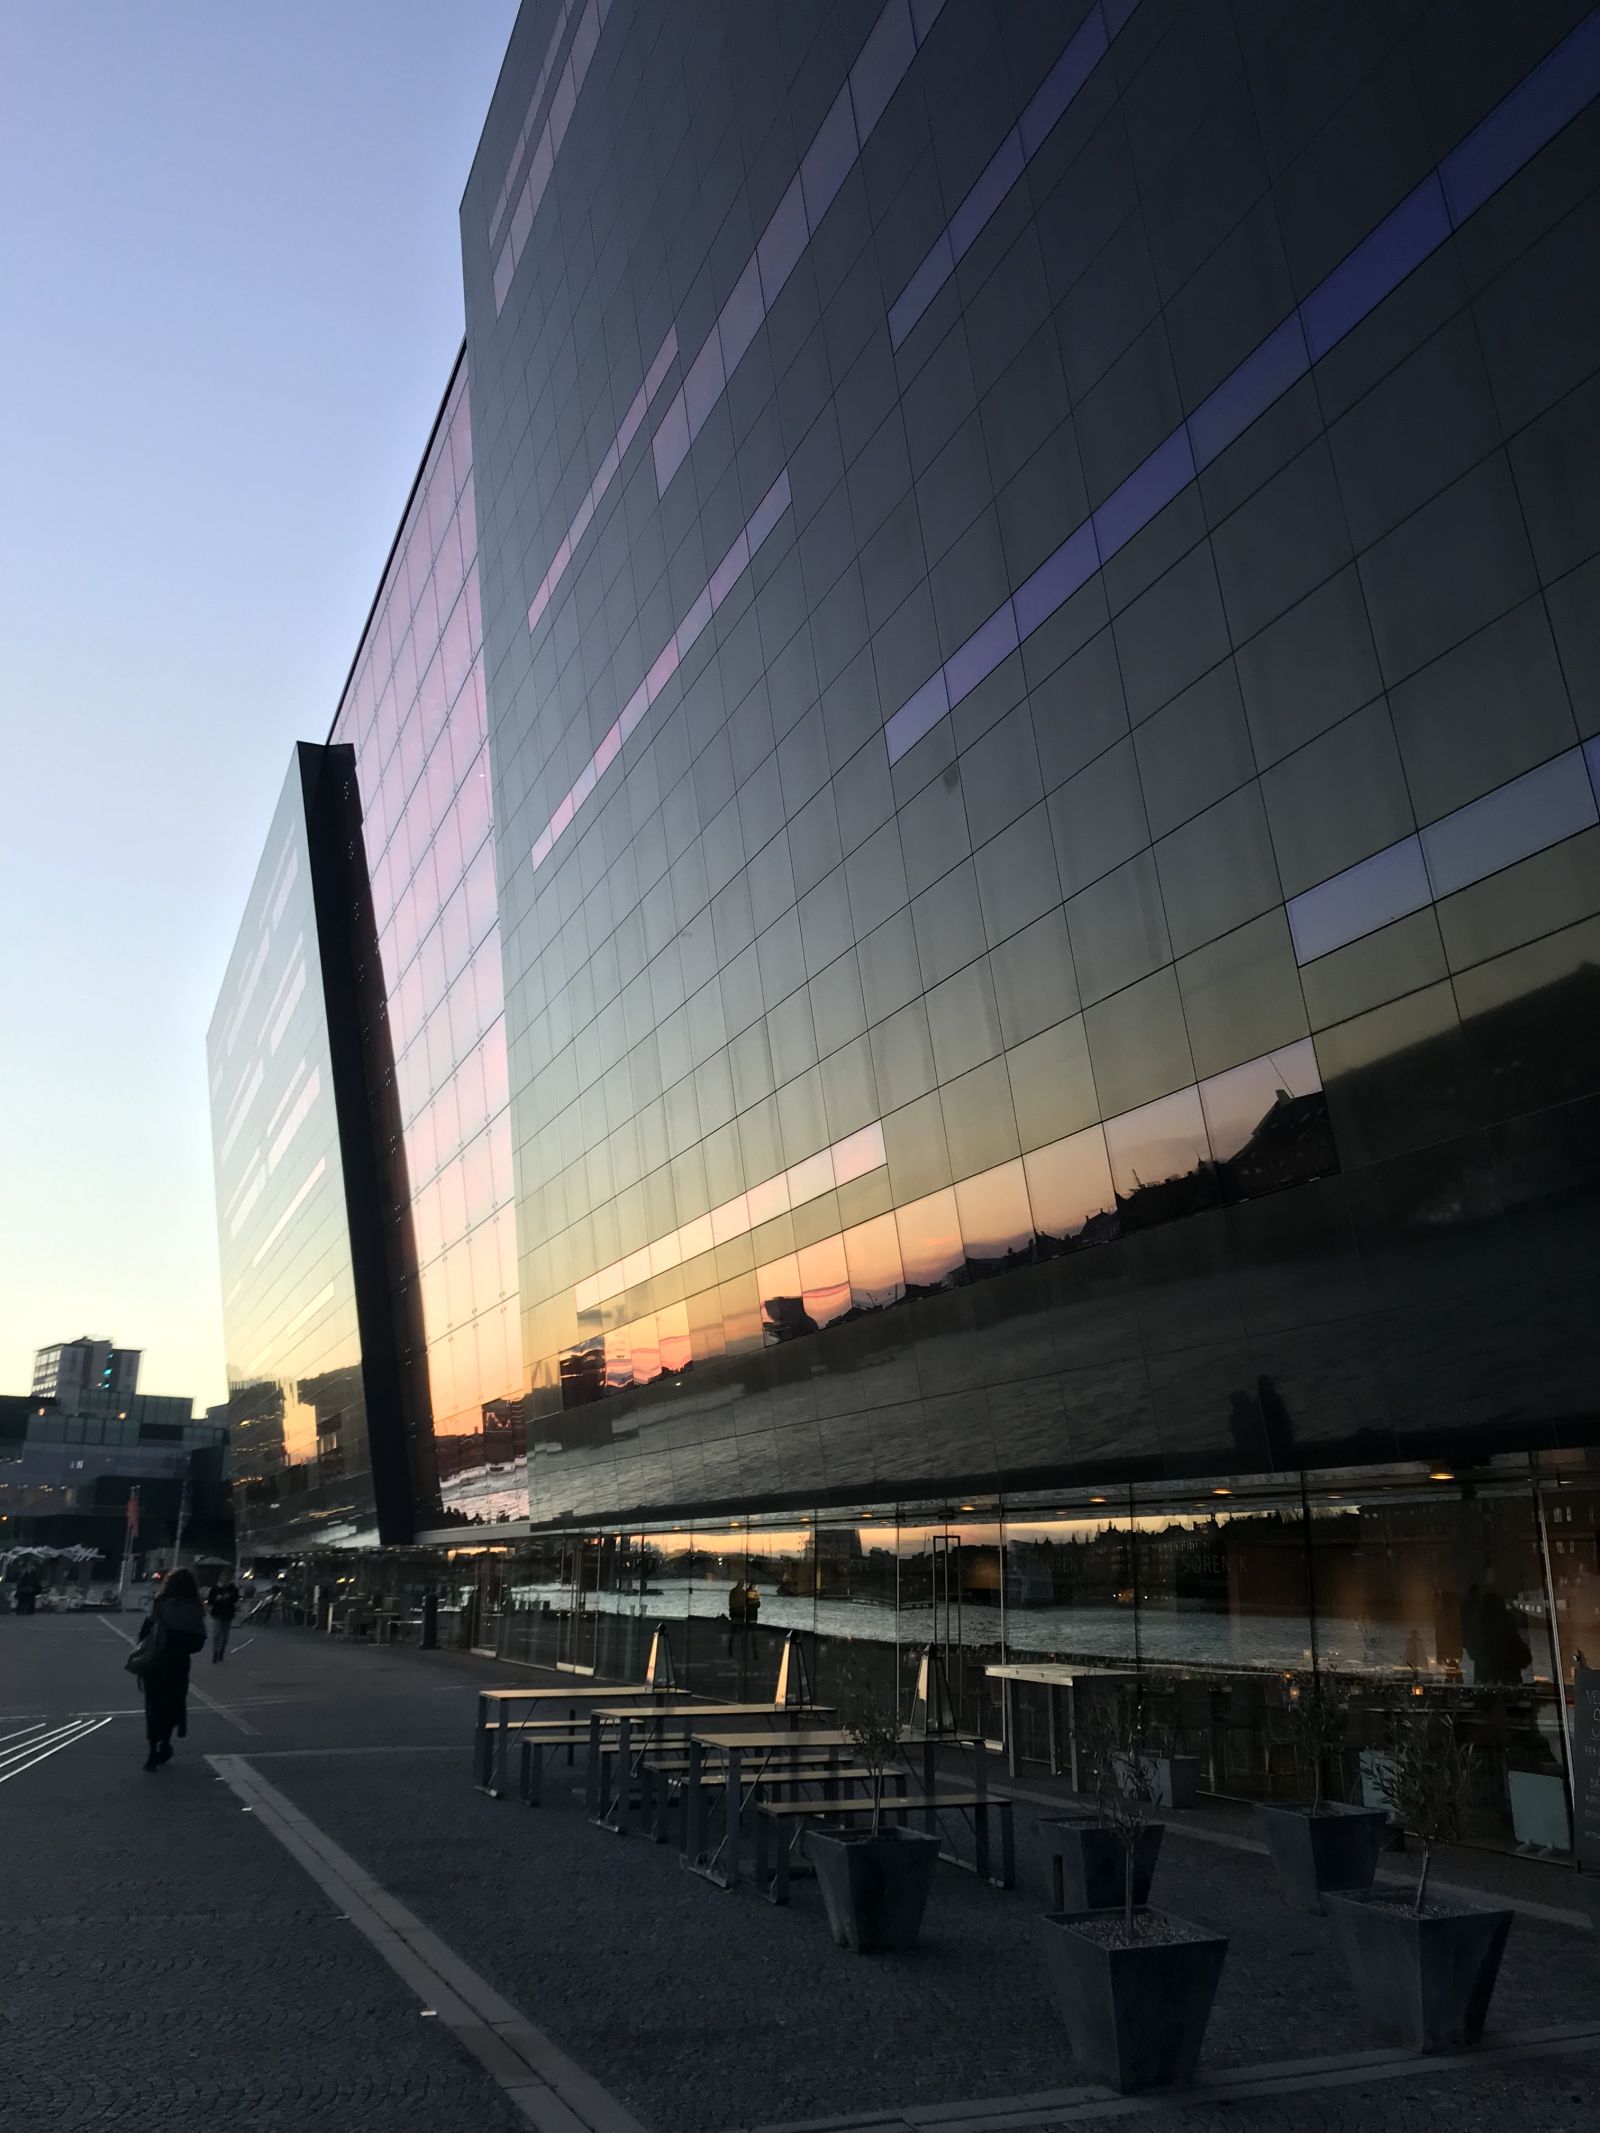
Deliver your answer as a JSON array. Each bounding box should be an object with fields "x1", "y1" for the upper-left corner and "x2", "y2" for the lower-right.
[
  {"x1": 1109, "y1": 1678, "x2": 1198, "y2": 1807},
  {"x1": 1326, "y1": 1707, "x2": 1513, "y2": 2051},
  {"x1": 1255, "y1": 1672, "x2": 1388, "y2": 1912},
  {"x1": 1041, "y1": 1688, "x2": 1228, "y2": 2093},
  {"x1": 808, "y1": 1668, "x2": 940, "y2": 1953}
]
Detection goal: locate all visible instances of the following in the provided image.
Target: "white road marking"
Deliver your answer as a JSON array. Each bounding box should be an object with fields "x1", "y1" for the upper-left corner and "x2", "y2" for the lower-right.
[
  {"x1": 0, "y1": 1716, "x2": 111, "y2": 1784},
  {"x1": 98, "y1": 1615, "x2": 259, "y2": 1736},
  {"x1": 210, "y1": 1753, "x2": 648, "y2": 2133},
  {"x1": 0, "y1": 1718, "x2": 94, "y2": 1772},
  {"x1": 0, "y1": 1719, "x2": 48, "y2": 1748}
]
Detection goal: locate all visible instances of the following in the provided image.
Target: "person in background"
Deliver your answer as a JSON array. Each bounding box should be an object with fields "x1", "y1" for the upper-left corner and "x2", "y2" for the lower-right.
[
  {"x1": 14, "y1": 1566, "x2": 41, "y2": 1615},
  {"x1": 133, "y1": 1567, "x2": 207, "y2": 1771},
  {"x1": 206, "y1": 1573, "x2": 241, "y2": 1663}
]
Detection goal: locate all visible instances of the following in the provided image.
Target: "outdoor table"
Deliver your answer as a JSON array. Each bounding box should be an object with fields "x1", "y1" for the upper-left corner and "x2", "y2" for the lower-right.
[
  {"x1": 683, "y1": 1727, "x2": 861, "y2": 1888},
  {"x1": 983, "y1": 1662, "x2": 1135, "y2": 1786},
  {"x1": 588, "y1": 1701, "x2": 833, "y2": 1831},
  {"x1": 475, "y1": 1683, "x2": 694, "y2": 1794}
]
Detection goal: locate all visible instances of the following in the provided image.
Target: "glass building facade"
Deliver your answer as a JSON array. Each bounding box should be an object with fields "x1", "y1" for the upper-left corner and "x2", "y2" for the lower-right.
[
  {"x1": 464, "y1": 0, "x2": 1600, "y2": 1526},
  {"x1": 215, "y1": 0, "x2": 1600, "y2": 1845},
  {"x1": 325, "y1": 362, "x2": 526, "y2": 1531}
]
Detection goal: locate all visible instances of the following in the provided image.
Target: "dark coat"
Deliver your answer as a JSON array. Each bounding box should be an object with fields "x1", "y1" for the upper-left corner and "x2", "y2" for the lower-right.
[{"x1": 137, "y1": 1594, "x2": 197, "y2": 1743}]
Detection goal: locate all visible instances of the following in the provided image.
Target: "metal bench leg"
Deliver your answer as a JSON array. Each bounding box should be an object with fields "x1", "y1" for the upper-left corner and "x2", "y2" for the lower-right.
[
  {"x1": 522, "y1": 1740, "x2": 545, "y2": 1807},
  {"x1": 999, "y1": 1803, "x2": 1015, "y2": 1889},
  {"x1": 974, "y1": 1803, "x2": 990, "y2": 1884},
  {"x1": 774, "y1": 1821, "x2": 794, "y2": 1905}
]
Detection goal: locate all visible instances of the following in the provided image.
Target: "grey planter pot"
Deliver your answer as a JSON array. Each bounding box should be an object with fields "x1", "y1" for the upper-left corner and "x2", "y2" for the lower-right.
[
  {"x1": 1255, "y1": 1803, "x2": 1389, "y2": 1913},
  {"x1": 1044, "y1": 1818, "x2": 1164, "y2": 1912},
  {"x1": 1325, "y1": 1890, "x2": 1513, "y2": 2051},
  {"x1": 809, "y1": 1826, "x2": 941, "y2": 1952},
  {"x1": 1041, "y1": 1908, "x2": 1228, "y2": 2093}
]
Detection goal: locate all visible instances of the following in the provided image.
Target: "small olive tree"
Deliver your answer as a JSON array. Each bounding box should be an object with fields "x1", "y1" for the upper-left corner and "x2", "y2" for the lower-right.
[
  {"x1": 838, "y1": 1662, "x2": 904, "y2": 1836},
  {"x1": 1379, "y1": 1704, "x2": 1473, "y2": 1912},
  {"x1": 1271, "y1": 1669, "x2": 1350, "y2": 1812},
  {"x1": 1083, "y1": 1682, "x2": 1161, "y2": 1942}
]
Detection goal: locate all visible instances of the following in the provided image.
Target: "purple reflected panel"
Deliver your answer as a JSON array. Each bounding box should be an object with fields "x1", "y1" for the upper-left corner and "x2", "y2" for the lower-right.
[
  {"x1": 911, "y1": 0, "x2": 946, "y2": 38},
  {"x1": 717, "y1": 255, "x2": 765, "y2": 380},
  {"x1": 850, "y1": 0, "x2": 915, "y2": 141},
  {"x1": 1187, "y1": 314, "x2": 1309, "y2": 469},
  {"x1": 645, "y1": 325, "x2": 680, "y2": 402},
  {"x1": 1586, "y1": 735, "x2": 1600, "y2": 810},
  {"x1": 746, "y1": 468, "x2": 792, "y2": 556},
  {"x1": 884, "y1": 668, "x2": 951, "y2": 764},
  {"x1": 652, "y1": 388, "x2": 691, "y2": 493},
  {"x1": 1300, "y1": 176, "x2": 1450, "y2": 362},
  {"x1": 1103, "y1": 0, "x2": 1141, "y2": 33},
  {"x1": 1420, "y1": 747, "x2": 1597, "y2": 899},
  {"x1": 1091, "y1": 428, "x2": 1195, "y2": 562},
  {"x1": 709, "y1": 530, "x2": 751, "y2": 611},
  {"x1": 888, "y1": 232, "x2": 955, "y2": 349},
  {"x1": 949, "y1": 127, "x2": 1025, "y2": 261},
  {"x1": 943, "y1": 597, "x2": 1019, "y2": 708},
  {"x1": 683, "y1": 330, "x2": 725, "y2": 438},
  {"x1": 1285, "y1": 836, "x2": 1431, "y2": 965},
  {"x1": 758, "y1": 174, "x2": 808, "y2": 308},
  {"x1": 1013, "y1": 521, "x2": 1100, "y2": 641},
  {"x1": 1441, "y1": 12, "x2": 1600, "y2": 225},
  {"x1": 677, "y1": 584, "x2": 715, "y2": 657},
  {"x1": 1020, "y1": 6, "x2": 1109, "y2": 159},
  {"x1": 801, "y1": 84, "x2": 859, "y2": 232}
]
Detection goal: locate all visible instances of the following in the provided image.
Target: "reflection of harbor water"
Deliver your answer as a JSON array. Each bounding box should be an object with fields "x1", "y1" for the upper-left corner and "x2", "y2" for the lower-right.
[{"x1": 508, "y1": 1578, "x2": 1422, "y2": 1674}]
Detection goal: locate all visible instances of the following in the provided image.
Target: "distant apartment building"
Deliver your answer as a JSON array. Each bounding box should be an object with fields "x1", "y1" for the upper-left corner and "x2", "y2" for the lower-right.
[{"x1": 32, "y1": 1338, "x2": 141, "y2": 1405}]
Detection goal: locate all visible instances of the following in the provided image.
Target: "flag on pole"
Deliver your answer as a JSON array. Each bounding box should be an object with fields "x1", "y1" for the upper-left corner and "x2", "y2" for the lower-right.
[{"x1": 126, "y1": 1488, "x2": 139, "y2": 1539}]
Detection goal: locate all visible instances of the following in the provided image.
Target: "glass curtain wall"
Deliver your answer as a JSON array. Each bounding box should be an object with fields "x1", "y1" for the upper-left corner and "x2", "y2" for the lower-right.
[
  {"x1": 326, "y1": 359, "x2": 526, "y2": 1529},
  {"x1": 472, "y1": 1450, "x2": 1589, "y2": 1854}
]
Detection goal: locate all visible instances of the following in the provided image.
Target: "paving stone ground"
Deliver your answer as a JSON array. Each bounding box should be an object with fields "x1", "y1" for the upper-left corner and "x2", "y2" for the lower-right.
[{"x1": 4, "y1": 1607, "x2": 1598, "y2": 2132}]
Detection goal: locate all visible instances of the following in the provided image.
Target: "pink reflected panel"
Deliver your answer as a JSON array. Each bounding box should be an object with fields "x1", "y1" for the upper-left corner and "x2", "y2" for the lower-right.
[
  {"x1": 1022, "y1": 1125, "x2": 1116, "y2": 1244},
  {"x1": 757, "y1": 1253, "x2": 803, "y2": 1334},
  {"x1": 1198, "y1": 1038, "x2": 1322, "y2": 1163},
  {"x1": 1103, "y1": 1087, "x2": 1212, "y2": 1204},
  {"x1": 746, "y1": 1172, "x2": 790, "y2": 1228},
  {"x1": 658, "y1": 1303, "x2": 692, "y2": 1374},
  {"x1": 844, "y1": 1212, "x2": 904, "y2": 1310},
  {"x1": 711, "y1": 1193, "x2": 751, "y2": 1245},
  {"x1": 954, "y1": 1159, "x2": 1034, "y2": 1262},
  {"x1": 895, "y1": 1187, "x2": 963, "y2": 1290},
  {"x1": 832, "y1": 1119, "x2": 887, "y2": 1185},
  {"x1": 798, "y1": 1233, "x2": 851, "y2": 1327},
  {"x1": 785, "y1": 1146, "x2": 835, "y2": 1205}
]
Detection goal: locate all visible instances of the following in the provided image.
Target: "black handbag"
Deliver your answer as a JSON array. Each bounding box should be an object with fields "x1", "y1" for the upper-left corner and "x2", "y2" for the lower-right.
[{"x1": 124, "y1": 1615, "x2": 167, "y2": 1676}]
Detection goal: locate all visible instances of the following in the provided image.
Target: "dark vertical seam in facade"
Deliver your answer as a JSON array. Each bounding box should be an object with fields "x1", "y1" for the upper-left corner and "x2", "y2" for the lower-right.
[{"x1": 297, "y1": 741, "x2": 420, "y2": 1546}]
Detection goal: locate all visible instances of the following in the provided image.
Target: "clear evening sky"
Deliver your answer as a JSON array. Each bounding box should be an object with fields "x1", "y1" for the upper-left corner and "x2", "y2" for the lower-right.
[{"x1": 0, "y1": 1, "x2": 518, "y2": 1409}]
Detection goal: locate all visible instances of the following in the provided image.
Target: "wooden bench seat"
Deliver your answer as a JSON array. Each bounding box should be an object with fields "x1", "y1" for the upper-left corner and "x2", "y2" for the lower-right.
[{"x1": 754, "y1": 1789, "x2": 1015, "y2": 1901}]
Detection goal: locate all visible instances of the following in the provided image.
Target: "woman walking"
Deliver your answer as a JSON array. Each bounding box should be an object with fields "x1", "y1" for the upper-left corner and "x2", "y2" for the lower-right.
[{"x1": 131, "y1": 1568, "x2": 208, "y2": 1771}]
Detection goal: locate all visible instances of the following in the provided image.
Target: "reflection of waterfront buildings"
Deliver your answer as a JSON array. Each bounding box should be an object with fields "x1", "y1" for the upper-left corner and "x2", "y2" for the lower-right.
[{"x1": 211, "y1": 0, "x2": 1600, "y2": 1851}]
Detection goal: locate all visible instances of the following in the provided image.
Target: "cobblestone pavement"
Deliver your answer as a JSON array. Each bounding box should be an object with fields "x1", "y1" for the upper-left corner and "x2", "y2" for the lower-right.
[
  {"x1": 4, "y1": 1611, "x2": 1598, "y2": 2132},
  {"x1": 0, "y1": 1612, "x2": 525, "y2": 2132}
]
